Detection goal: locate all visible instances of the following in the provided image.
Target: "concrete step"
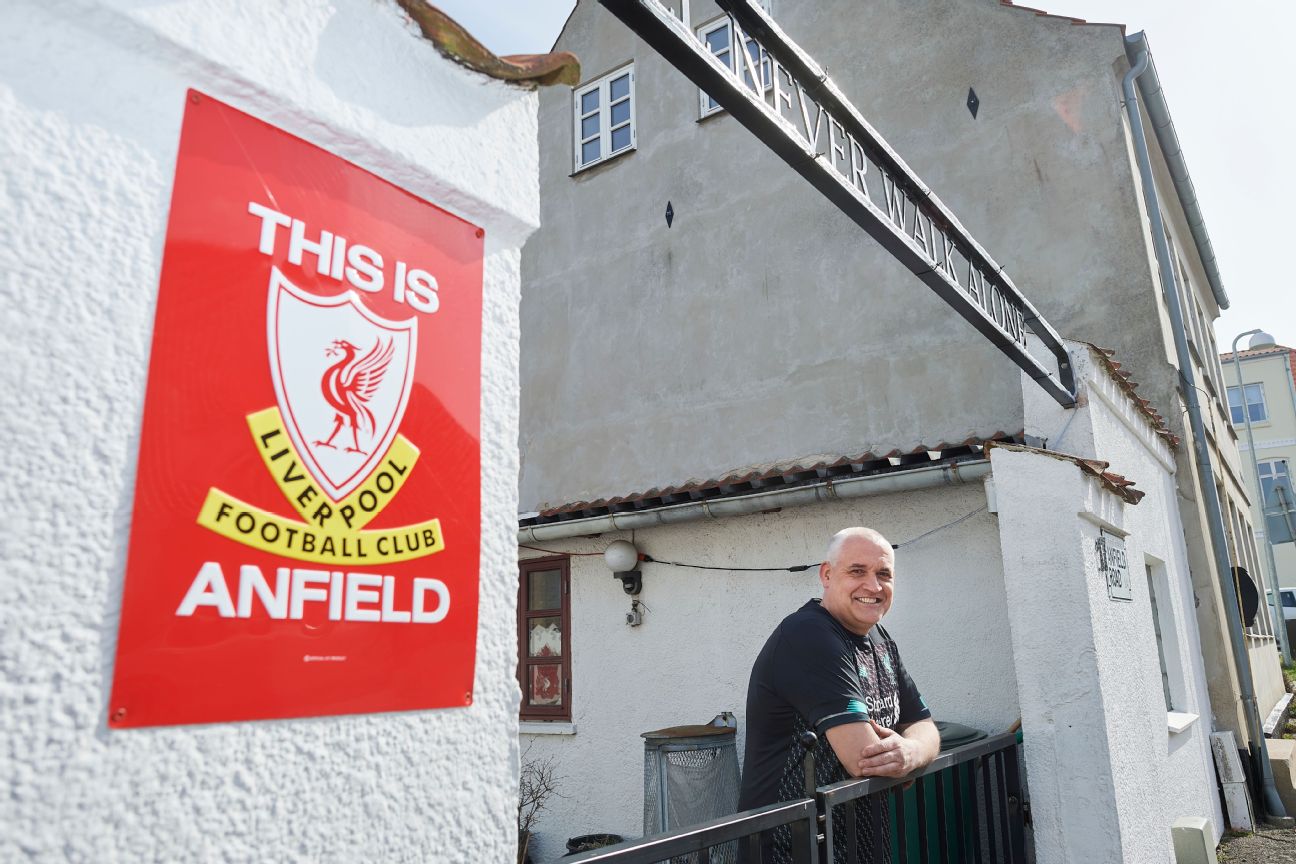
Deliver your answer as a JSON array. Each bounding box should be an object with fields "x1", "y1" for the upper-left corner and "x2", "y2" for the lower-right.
[{"x1": 1267, "y1": 738, "x2": 1296, "y2": 819}]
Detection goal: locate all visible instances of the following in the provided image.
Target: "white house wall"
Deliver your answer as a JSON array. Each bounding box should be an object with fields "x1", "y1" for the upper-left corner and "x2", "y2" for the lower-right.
[
  {"x1": 992, "y1": 449, "x2": 1178, "y2": 862},
  {"x1": 1019, "y1": 343, "x2": 1225, "y2": 850},
  {"x1": 519, "y1": 481, "x2": 1017, "y2": 861},
  {"x1": 1, "y1": 1, "x2": 535, "y2": 860}
]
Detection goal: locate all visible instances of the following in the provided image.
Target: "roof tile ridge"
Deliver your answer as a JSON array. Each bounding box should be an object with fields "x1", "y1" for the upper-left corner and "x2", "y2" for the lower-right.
[
  {"x1": 394, "y1": 1, "x2": 580, "y2": 87},
  {"x1": 997, "y1": 0, "x2": 1126, "y2": 34}
]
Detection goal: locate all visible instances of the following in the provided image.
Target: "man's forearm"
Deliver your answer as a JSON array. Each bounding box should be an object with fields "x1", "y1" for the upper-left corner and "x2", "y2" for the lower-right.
[{"x1": 899, "y1": 719, "x2": 940, "y2": 769}]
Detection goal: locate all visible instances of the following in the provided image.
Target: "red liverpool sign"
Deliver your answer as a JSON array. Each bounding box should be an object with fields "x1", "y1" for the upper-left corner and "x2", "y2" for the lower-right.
[{"x1": 109, "y1": 91, "x2": 484, "y2": 727}]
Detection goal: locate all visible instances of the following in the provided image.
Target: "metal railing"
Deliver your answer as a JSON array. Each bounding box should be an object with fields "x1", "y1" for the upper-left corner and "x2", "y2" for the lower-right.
[
  {"x1": 559, "y1": 732, "x2": 1026, "y2": 864},
  {"x1": 817, "y1": 732, "x2": 1026, "y2": 864},
  {"x1": 561, "y1": 797, "x2": 819, "y2": 863}
]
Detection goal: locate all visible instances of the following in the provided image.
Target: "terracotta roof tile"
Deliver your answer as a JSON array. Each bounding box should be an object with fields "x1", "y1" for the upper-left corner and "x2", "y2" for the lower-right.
[
  {"x1": 395, "y1": 2, "x2": 580, "y2": 87},
  {"x1": 1082, "y1": 342, "x2": 1181, "y2": 450},
  {"x1": 997, "y1": 0, "x2": 1126, "y2": 33},
  {"x1": 524, "y1": 432, "x2": 1021, "y2": 524},
  {"x1": 986, "y1": 442, "x2": 1146, "y2": 505}
]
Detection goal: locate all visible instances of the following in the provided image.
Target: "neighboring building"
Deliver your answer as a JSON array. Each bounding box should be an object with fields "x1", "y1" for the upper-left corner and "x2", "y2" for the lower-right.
[
  {"x1": 517, "y1": 0, "x2": 1281, "y2": 858},
  {"x1": 1, "y1": 2, "x2": 574, "y2": 860},
  {"x1": 1221, "y1": 341, "x2": 1296, "y2": 591}
]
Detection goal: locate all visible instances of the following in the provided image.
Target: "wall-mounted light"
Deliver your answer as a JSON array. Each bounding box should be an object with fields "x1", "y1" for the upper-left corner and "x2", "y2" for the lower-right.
[{"x1": 604, "y1": 539, "x2": 642, "y2": 595}]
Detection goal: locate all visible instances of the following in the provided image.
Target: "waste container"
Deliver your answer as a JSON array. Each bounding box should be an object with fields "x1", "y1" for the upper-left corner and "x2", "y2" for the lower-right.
[
  {"x1": 642, "y1": 722, "x2": 740, "y2": 863},
  {"x1": 888, "y1": 720, "x2": 987, "y2": 863}
]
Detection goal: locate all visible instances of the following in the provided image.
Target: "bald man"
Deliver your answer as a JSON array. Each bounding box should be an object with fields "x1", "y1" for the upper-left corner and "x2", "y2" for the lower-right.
[{"x1": 738, "y1": 527, "x2": 939, "y2": 864}]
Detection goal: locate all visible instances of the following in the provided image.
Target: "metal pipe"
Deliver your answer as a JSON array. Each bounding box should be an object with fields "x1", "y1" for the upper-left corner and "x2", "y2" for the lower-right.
[
  {"x1": 1232, "y1": 332, "x2": 1292, "y2": 661},
  {"x1": 1123, "y1": 32, "x2": 1229, "y2": 312},
  {"x1": 517, "y1": 459, "x2": 991, "y2": 542},
  {"x1": 1123, "y1": 42, "x2": 1287, "y2": 820}
]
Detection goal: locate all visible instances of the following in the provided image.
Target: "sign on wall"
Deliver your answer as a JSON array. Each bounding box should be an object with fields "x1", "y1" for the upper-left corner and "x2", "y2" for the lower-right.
[
  {"x1": 109, "y1": 91, "x2": 484, "y2": 727},
  {"x1": 1096, "y1": 530, "x2": 1132, "y2": 602}
]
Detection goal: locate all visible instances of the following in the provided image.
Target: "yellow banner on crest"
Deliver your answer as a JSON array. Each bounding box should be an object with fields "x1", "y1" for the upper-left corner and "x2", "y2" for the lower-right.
[
  {"x1": 198, "y1": 489, "x2": 444, "y2": 566},
  {"x1": 245, "y1": 407, "x2": 419, "y2": 533},
  {"x1": 195, "y1": 406, "x2": 444, "y2": 564}
]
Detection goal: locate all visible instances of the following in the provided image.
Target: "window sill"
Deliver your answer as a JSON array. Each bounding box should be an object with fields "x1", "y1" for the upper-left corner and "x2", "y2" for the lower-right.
[
  {"x1": 1167, "y1": 712, "x2": 1198, "y2": 735},
  {"x1": 571, "y1": 145, "x2": 636, "y2": 177},
  {"x1": 520, "y1": 721, "x2": 576, "y2": 736}
]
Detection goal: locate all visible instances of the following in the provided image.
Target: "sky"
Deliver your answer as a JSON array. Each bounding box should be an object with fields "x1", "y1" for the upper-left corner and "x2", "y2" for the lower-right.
[{"x1": 436, "y1": 0, "x2": 1295, "y2": 353}]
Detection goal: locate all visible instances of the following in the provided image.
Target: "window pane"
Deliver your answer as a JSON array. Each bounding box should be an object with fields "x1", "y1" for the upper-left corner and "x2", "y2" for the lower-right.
[
  {"x1": 611, "y1": 125, "x2": 631, "y2": 152},
  {"x1": 581, "y1": 139, "x2": 601, "y2": 165},
  {"x1": 1230, "y1": 404, "x2": 1244, "y2": 425},
  {"x1": 527, "y1": 569, "x2": 562, "y2": 610},
  {"x1": 610, "y1": 101, "x2": 630, "y2": 127},
  {"x1": 706, "y1": 25, "x2": 730, "y2": 55},
  {"x1": 1285, "y1": 592, "x2": 1296, "y2": 609},
  {"x1": 581, "y1": 114, "x2": 600, "y2": 140},
  {"x1": 1245, "y1": 383, "x2": 1267, "y2": 421},
  {"x1": 529, "y1": 664, "x2": 563, "y2": 707},
  {"x1": 610, "y1": 74, "x2": 630, "y2": 102},
  {"x1": 528, "y1": 616, "x2": 563, "y2": 658},
  {"x1": 581, "y1": 89, "x2": 599, "y2": 114}
]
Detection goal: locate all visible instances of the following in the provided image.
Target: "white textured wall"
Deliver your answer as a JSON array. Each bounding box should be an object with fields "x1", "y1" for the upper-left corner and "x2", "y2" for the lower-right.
[
  {"x1": 519, "y1": 482, "x2": 1016, "y2": 861},
  {"x1": 0, "y1": 1, "x2": 535, "y2": 860},
  {"x1": 1025, "y1": 343, "x2": 1231, "y2": 848},
  {"x1": 1001, "y1": 340, "x2": 1231, "y2": 861},
  {"x1": 991, "y1": 448, "x2": 1170, "y2": 863}
]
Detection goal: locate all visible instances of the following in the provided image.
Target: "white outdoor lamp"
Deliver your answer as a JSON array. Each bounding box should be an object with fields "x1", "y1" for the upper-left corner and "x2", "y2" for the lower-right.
[{"x1": 604, "y1": 539, "x2": 643, "y2": 595}]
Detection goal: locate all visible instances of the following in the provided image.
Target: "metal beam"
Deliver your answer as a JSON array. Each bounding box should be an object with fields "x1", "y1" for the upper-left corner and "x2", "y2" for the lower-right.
[{"x1": 598, "y1": 0, "x2": 1077, "y2": 406}]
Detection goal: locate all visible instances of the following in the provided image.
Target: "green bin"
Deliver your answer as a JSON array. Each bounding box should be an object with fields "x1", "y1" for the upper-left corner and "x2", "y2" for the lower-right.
[{"x1": 888, "y1": 721, "x2": 987, "y2": 863}]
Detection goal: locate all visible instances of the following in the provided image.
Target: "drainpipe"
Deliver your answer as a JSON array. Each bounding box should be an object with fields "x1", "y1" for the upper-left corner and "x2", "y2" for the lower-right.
[
  {"x1": 518, "y1": 459, "x2": 991, "y2": 543},
  {"x1": 1231, "y1": 336, "x2": 1292, "y2": 663},
  {"x1": 1123, "y1": 42, "x2": 1288, "y2": 821}
]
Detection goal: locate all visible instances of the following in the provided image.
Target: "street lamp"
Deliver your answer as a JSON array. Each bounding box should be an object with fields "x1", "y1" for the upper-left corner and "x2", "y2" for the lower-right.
[{"x1": 1231, "y1": 329, "x2": 1291, "y2": 662}]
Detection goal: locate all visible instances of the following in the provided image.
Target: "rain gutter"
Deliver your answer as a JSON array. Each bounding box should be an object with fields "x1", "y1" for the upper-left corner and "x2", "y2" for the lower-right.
[
  {"x1": 517, "y1": 459, "x2": 991, "y2": 543},
  {"x1": 1124, "y1": 32, "x2": 1229, "y2": 311}
]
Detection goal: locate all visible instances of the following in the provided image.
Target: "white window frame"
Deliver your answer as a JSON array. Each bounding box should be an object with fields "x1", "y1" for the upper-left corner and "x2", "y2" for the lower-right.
[
  {"x1": 572, "y1": 64, "x2": 636, "y2": 173},
  {"x1": 1259, "y1": 460, "x2": 1291, "y2": 510},
  {"x1": 695, "y1": 13, "x2": 773, "y2": 119},
  {"x1": 1227, "y1": 382, "x2": 1268, "y2": 425}
]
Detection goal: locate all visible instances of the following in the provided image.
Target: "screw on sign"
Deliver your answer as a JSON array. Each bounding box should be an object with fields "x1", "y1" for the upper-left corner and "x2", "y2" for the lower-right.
[{"x1": 108, "y1": 91, "x2": 485, "y2": 727}]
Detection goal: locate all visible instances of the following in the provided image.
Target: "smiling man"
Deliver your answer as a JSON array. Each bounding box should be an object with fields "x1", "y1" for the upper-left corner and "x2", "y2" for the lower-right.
[{"x1": 738, "y1": 527, "x2": 939, "y2": 863}]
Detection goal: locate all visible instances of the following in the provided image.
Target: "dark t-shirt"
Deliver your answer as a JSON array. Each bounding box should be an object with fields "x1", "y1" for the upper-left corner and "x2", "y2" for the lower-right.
[{"x1": 738, "y1": 600, "x2": 931, "y2": 863}]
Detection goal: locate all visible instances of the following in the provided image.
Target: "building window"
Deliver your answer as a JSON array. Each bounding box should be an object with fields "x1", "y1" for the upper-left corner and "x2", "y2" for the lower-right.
[
  {"x1": 573, "y1": 65, "x2": 635, "y2": 172},
  {"x1": 1144, "y1": 564, "x2": 1174, "y2": 711},
  {"x1": 1258, "y1": 460, "x2": 1292, "y2": 510},
  {"x1": 696, "y1": 14, "x2": 772, "y2": 118},
  {"x1": 1227, "y1": 383, "x2": 1267, "y2": 425},
  {"x1": 518, "y1": 556, "x2": 571, "y2": 721}
]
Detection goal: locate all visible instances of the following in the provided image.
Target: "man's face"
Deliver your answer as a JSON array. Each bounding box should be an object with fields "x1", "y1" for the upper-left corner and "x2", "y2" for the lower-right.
[{"x1": 819, "y1": 535, "x2": 894, "y2": 635}]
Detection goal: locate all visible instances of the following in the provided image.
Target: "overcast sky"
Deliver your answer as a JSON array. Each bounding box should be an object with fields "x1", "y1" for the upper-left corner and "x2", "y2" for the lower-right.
[{"x1": 436, "y1": 0, "x2": 1294, "y2": 353}]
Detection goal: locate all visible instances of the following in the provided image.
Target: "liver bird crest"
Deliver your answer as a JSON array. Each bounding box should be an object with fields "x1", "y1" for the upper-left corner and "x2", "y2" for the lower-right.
[{"x1": 314, "y1": 337, "x2": 395, "y2": 455}]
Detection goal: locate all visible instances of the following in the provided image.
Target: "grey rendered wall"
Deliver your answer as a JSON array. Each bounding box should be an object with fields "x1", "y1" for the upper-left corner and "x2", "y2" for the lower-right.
[{"x1": 521, "y1": 0, "x2": 1165, "y2": 512}]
